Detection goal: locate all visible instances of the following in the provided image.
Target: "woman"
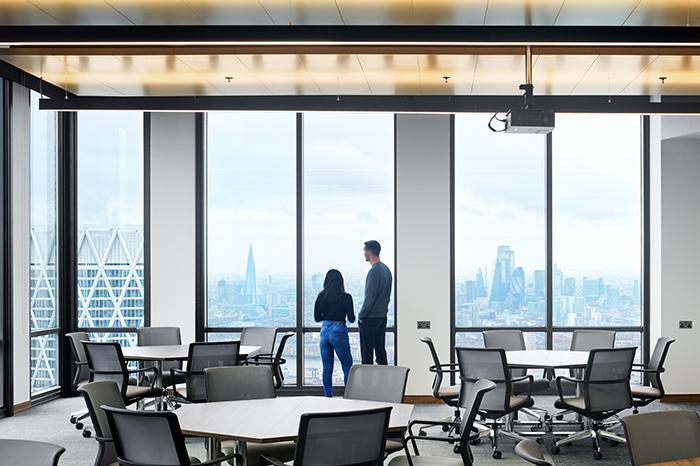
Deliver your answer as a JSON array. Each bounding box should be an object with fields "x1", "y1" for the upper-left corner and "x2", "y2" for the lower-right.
[{"x1": 314, "y1": 269, "x2": 355, "y2": 397}]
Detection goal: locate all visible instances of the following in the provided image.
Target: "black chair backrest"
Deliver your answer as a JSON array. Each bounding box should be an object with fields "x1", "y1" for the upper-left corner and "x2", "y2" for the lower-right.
[
  {"x1": 78, "y1": 381, "x2": 125, "y2": 466},
  {"x1": 66, "y1": 331, "x2": 91, "y2": 386},
  {"x1": 419, "y1": 337, "x2": 444, "y2": 397},
  {"x1": 622, "y1": 410, "x2": 700, "y2": 465},
  {"x1": 483, "y1": 330, "x2": 527, "y2": 377},
  {"x1": 137, "y1": 326, "x2": 183, "y2": 375},
  {"x1": 271, "y1": 332, "x2": 295, "y2": 388},
  {"x1": 241, "y1": 327, "x2": 278, "y2": 354},
  {"x1": 185, "y1": 341, "x2": 241, "y2": 402},
  {"x1": 344, "y1": 365, "x2": 409, "y2": 403},
  {"x1": 647, "y1": 337, "x2": 675, "y2": 392},
  {"x1": 456, "y1": 347, "x2": 512, "y2": 412},
  {"x1": 205, "y1": 365, "x2": 276, "y2": 402},
  {"x1": 458, "y1": 379, "x2": 497, "y2": 464},
  {"x1": 103, "y1": 406, "x2": 191, "y2": 466},
  {"x1": 83, "y1": 341, "x2": 130, "y2": 397},
  {"x1": 582, "y1": 347, "x2": 636, "y2": 413},
  {"x1": 294, "y1": 407, "x2": 392, "y2": 466}
]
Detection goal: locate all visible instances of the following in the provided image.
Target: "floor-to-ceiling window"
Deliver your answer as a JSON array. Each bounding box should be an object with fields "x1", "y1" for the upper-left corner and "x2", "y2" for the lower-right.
[
  {"x1": 303, "y1": 112, "x2": 395, "y2": 386},
  {"x1": 454, "y1": 113, "x2": 546, "y2": 349},
  {"x1": 29, "y1": 91, "x2": 59, "y2": 394},
  {"x1": 552, "y1": 115, "x2": 643, "y2": 361},
  {"x1": 77, "y1": 111, "x2": 145, "y2": 347},
  {"x1": 453, "y1": 113, "x2": 644, "y2": 360},
  {"x1": 206, "y1": 112, "x2": 297, "y2": 384},
  {"x1": 205, "y1": 112, "x2": 395, "y2": 388}
]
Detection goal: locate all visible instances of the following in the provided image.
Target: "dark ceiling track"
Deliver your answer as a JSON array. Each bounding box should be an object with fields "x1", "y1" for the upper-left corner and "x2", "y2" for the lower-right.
[
  {"x1": 39, "y1": 94, "x2": 700, "y2": 113},
  {"x1": 0, "y1": 60, "x2": 74, "y2": 100},
  {"x1": 2, "y1": 25, "x2": 700, "y2": 46}
]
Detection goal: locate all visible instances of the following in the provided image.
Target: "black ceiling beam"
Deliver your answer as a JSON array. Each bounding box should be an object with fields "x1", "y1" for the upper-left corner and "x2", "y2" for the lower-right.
[
  {"x1": 38, "y1": 94, "x2": 700, "y2": 113},
  {"x1": 2, "y1": 25, "x2": 700, "y2": 46},
  {"x1": 0, "y1": 59, "x2": 74, "y2": 99}
]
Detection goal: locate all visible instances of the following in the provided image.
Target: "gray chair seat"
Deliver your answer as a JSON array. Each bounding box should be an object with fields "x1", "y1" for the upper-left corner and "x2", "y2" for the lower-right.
[
  {"x1": 385, "y1": 439, "x2": 404, "y2": 454},
  {"x1": 630, "y1": 385, "x2": 662, "y2": 398},
  {"x1": 554, "y1": 397, "x2": 585, "y2": 411},
  {"x1": 389, "y1": 456, "x2": 463, "y2": 466},
  {"x1": 126, "y1": 384, "x2": 161, "y2": 399},
  {"x1": 437, "y1": 385, "x2": 460, "y2": 398},
  {"x1": 222, "y1": 440, "x2": 296, "y2": 465},
  {"x1": 513, "y1": 377, "x2": 550, "y2": 394},
  {"x1": 0, "y1": 439, "x2": 65, "y2": 466}
]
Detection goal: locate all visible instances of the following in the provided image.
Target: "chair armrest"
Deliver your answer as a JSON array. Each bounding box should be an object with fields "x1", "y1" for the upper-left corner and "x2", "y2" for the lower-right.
[
  {"x1": 408, "y1": 419, "x2": 459, "y2": 428},
  {"x1": 260, "y1": 455, "x2": 289, "y2": 466},
  {"x1": 509, "y1": 374, "x2": 534, "y2": 396},
  {"x1": 403, "y1": 435, "x2": 458, "y2": 444},
  {"x1": 75, "y1": 361, "x2": 88, "y2": 366},
  {"x1": 197, "y1": 452, "x2": 241, "y2": 466},
  {"x1": 555, "y1": 375, "x2": 583, "y2": 401},
  {"x1": 428, "y1": 364, "x2": 460, "y2": 374},
  {"x1": 128, "y1": 366, "x2": 160, "y2": 377}
]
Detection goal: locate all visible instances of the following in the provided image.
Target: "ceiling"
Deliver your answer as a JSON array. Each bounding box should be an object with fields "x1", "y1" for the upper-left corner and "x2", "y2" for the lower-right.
[
  {"x1": 1, "y1": 0, "x2": 699, "y2": 26},
  {"x1": 1, "y1": 1, "x2": 700, "y2": 97}
]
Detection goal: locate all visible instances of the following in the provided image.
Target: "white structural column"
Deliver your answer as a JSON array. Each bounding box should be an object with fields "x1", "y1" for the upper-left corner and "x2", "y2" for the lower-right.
[
  {"x1": 395, "y1": 114, "x2": 452, "y2": 396},
  {"x1": 148, "y1": 113, "x2": 198, "y2": 344}
]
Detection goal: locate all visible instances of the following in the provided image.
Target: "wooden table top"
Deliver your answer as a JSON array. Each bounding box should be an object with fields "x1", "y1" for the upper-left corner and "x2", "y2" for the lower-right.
[
  {"x1": 121, "y1": 344, "x2": 260, "y2": 361},
  {"x1": 505, "y1": 350, "x2": 590, "y2": 369},
  {"x1": 175, "y1": 396, "x2": 414, "y2": 443},
  {"x1": 648, "y1": 457, "x2": 700, "y2": 466}
]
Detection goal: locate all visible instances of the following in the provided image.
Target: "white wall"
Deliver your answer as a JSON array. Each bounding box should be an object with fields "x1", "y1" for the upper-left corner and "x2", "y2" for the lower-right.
[
  {"x1": 11, "y1": 84, "x2": 31, "y2": 406},
  {"x1": 148, "y1": 113, "x2": 198, "y2": 344},
  {"x1": 395, "y1": 114, "x2": 452, "y2": 396},
  {"x1": 650, "y1": 120, "x2": 700, "y2": 394}
]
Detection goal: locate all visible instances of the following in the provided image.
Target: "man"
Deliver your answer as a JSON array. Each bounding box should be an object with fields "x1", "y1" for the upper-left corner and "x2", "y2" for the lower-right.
[{"x1": 358, "y1": 240, "x2": 393, "y2": 365}]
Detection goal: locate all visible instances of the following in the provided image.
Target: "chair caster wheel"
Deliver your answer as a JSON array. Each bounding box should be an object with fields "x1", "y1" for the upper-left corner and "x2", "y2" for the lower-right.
[
  {"x1": 418, "y1": 431, "x2": 427, "y2": 437},
  {"x1": 492, "y1": 450, "x2": 502, "y2": 459},
  {"x1": 535, "y1": 437, "x2": 544, "y2": 445},
  {"x1": 470, "y1": 439, "x2": 481, "y2": 446},
  {"x1": 82, "y1": 430, "x2": 91, "y2": 438},
  {"x1": 593, "y1": 451, "x2": 603, "y2": 460},
  {"x1": 69, "y1": 416, "x2": 77, "y2": 424},
  {"x1": 75, "y1": 422, "x2": 83, "y2": 430},
  {"x1": 552, "y1": 446, "x2": 561, "y2": 455},
  {"x1": 555, "y1": 415, "x2": 564, "y2": 421},
  {"x1": 530, "y1": 424, "x2": 542, "y2": 432},
  {"x1": 442, "y1": 425, "x2": 451, "y2": 432},
  {"x1": 453, "y1": 444, "x2": 461, "y2": 454}
]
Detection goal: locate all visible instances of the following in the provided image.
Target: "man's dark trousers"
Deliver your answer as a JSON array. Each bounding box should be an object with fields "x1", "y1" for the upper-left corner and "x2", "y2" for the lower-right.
[{"x1": 359, "y1": 317, "x2": 388, "y2": 365}]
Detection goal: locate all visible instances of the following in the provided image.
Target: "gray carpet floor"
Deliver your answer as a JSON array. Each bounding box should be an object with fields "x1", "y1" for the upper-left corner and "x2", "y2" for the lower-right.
[{"x1": 0, "y1": 395, "x2": 698, "y2": 465}]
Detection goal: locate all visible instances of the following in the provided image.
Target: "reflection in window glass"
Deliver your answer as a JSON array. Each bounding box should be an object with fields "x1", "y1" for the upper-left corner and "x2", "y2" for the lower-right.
[
  {"x1": 303, "y1": 113, "x2": 395, "y2": 329},
  {"x1": 553, "y1": 115, "x2": 641, "y2": 327},
  {"x1": 78, "y1": 112, "x2": 144, "y2": 348},
  {"x1": 207, "y1": 113, "x2": 296, "y2": 329},
  {"x1": 30, "y1": 91, "x2": 59, "y2": 393},
  {"x1": 454, "y1": 114, "x2": 546, "y2": 328}
]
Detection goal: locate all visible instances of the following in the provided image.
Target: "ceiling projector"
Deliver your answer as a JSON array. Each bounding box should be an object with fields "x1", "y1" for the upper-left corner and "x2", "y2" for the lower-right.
[{"x1": 504, "y1": 108, "x2": 555, "y2": 134}]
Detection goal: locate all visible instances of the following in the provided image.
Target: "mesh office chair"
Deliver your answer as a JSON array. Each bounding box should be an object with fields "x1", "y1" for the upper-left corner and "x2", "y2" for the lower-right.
[
  {"x1": 389, "y1": 379, "x2": 496, "y2": 466},
  {"x1": 419, "y1": 337, "x2": 461, "y2": 436},
  {"x1": 78, "y1": 380, "x2": 125, "y2": 466},
  {"x1": 0, "y1": 439, "x2": 65, "y2": 466},
  {"x1": 622, "y1": 410, "x2": 700, "y2": 465},
  {"x1": 483, "y1": 330, "x2": 550, "y2": 425},
  {"x1": 514, "y1": 439, "x2": 553, "y2": 466},
  {"x1": 553, "y1": 347, "x2": 637, "y2": 460},
  {"x1": 137, "y1": 326, "x2": 186, "y2": 389},
  {"x1": 83, "y1": 341, "x2": 163, "y2": 407},
  {"x1": 343, "y1": 364, "x2": 410, "y2": 454},
  {"x1": 170, "y1": 341, "x2": 241, "y2": 403},
  {"x1": 244, "y1": 331, "x2": 294, "y2": 389},
  {"x1": 262, "y1": 407, "x2": 392, "y2": 466},
  {"x1": 456, "y1": 347, "x2": 535, "y2": 459},
  {"x1": 103, "y1": 406, "x2": 239, "y2": 466},
  {"x1": 205, "y1": 365, "x2": 296, "y2": 466},
  {"x1": 66, "y1": 331, "x2": 91, "y2": 433},
  {"x1": 241, "y1": 327, "x2": 278, "y2": 363},
  {"x1": 630, "y1": 337, "x2": 675, "y2": 413}
]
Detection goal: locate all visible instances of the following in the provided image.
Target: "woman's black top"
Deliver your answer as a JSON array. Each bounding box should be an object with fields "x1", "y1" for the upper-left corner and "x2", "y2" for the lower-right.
[{"x1": 314, "y1": 292, "x2": 356, "y2": 323}]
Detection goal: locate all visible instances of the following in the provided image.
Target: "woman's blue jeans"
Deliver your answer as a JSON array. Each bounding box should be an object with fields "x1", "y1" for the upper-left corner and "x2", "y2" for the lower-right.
[{"x1": 320, "y1": 321, "x2": 353, "y2": 397}]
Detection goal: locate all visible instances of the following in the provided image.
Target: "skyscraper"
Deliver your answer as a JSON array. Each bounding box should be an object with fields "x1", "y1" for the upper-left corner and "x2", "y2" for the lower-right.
[
  {"x1": 563, "y1": 277, "x2": 576, "y2": 296},
  {"x1": 490, "y1": 246, "x2": 514, "y2": 303},
  {"x1": 475, "y1": 268, "x2": 487, "y2": 298},
  {"x1": 534, "y1": 269, "x2": 545, "y2": 297},
  {"x1": 244, "y1": 244, "x2": 257, "y2": 304},
  {"x1": 509, "y1": 267, "x2": 525, "y2": 306}
]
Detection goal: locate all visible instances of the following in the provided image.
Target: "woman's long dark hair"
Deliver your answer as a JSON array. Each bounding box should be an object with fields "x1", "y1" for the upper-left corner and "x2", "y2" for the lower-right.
[{"x1": 319, "y1": 269, "x2": 345, "y2": 303}]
